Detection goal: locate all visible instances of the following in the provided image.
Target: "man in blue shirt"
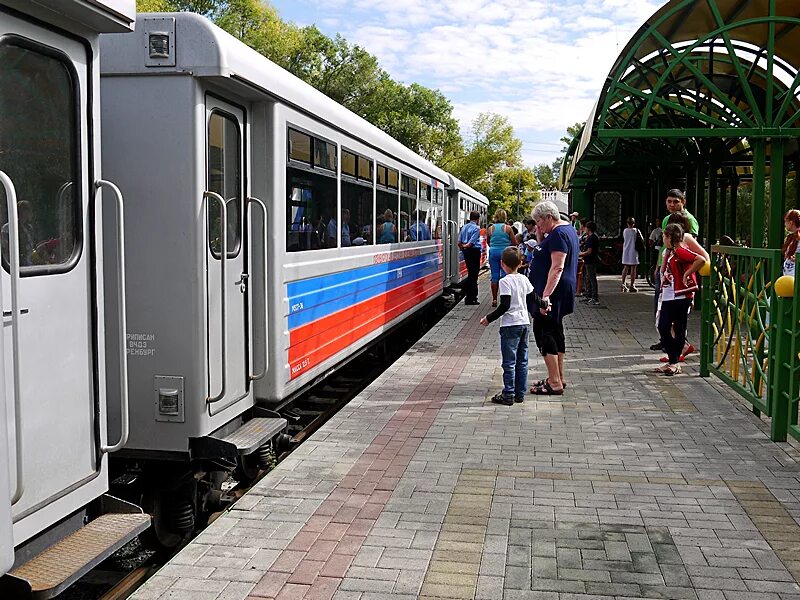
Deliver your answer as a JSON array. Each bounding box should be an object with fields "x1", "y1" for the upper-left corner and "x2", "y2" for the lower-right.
[
  {"x1": 408, "y1": 207, "x2": 431, "y2": 241},
  {"x1": 458, "y1": 211, "x2": 482, "y2": 305}
]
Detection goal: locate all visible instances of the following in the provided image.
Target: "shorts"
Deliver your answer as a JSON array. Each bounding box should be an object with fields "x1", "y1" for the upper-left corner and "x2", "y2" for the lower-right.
[
  {"x1": 532, "y1": 313, "x2": 566, "y2": 356},
  {"x1": 489, "y1": 247, "x2": 506, "y2": 283}
]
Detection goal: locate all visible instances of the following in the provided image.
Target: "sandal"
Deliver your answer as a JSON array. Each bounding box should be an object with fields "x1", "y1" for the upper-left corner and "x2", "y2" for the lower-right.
[
  {"x1": 530, "y1": 379, "x2": 567, "y2": 391},
  {"x1": 491, "y1": 300, "x2": 498, "y2": 307},
  {"x1": 653, "y1": 364, "x2": 671, "y2": 373},
  {"x1": 664, "y1": 364, "x2": 682, "y2": 376},
  {"x1": 530, "y1": 380, "x2": 564, "y2": 395}
]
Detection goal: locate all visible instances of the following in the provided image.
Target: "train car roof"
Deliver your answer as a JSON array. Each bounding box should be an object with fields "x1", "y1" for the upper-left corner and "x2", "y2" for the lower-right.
[
  {"x1": 100, "y1": 12, "x2": 451, "y2": 184},
  {"x1": 2, "y1": 0, "x2": 135, "y2": 33},
  {"x1": 448, "y1": 175, "x2": 488, "y2": 206}
]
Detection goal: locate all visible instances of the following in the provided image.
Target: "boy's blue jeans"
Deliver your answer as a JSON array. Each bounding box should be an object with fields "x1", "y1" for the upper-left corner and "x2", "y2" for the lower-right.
[{"x1": 499, "y1": 325, "x2": 529, "y2": 399}]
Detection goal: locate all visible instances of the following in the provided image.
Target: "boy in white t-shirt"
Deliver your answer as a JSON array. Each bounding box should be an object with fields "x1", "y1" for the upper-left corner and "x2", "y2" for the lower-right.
[{"x1": 480, "y1": 247, "x2": 544, "y2": 405}]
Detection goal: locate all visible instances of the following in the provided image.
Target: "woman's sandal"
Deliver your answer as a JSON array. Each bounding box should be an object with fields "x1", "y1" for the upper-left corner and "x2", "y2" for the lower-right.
[
  {"x1": 530, "y1": 379, "x2": 567, "y2": 391},
  {"x1": 530, "y1": 380, "x2": 564, "y2": 395},
  {"x1": 664, "y1": 364, "x2": 682, "y2": 376},
  {"x1": 653, "y1": 364, "x2": 671, "y2": 373}
]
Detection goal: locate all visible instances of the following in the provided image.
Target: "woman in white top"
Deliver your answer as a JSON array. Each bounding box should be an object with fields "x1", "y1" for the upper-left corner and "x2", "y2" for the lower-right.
[
  {"x1": 782, "y1": 209, "x2": 800, "y2": 277},
  {"x1": 621, "y1": 217, "x2": 641, "y2": 292}
]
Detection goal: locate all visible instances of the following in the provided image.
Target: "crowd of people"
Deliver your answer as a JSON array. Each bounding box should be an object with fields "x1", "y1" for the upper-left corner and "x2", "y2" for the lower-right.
[{"x1": 472, "y1": 188, "x2": 800, "y2": 404}]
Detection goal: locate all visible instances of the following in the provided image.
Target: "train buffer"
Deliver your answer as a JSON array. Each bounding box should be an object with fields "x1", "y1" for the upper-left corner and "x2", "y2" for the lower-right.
[{"x1": 131, "y1": 277, "x2": 800, "y2": 600}]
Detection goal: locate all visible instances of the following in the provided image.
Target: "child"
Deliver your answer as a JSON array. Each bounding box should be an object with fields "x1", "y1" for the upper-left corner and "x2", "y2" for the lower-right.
[
  {"x1": 655, "y1": 223, "x2": 705, "y2": 376},
  {"x1": 480, "y1": 247, "x2": 543, "y2": 405}
]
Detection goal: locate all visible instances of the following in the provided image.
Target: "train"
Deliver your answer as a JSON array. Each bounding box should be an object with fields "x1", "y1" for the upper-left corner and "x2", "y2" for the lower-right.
[{"x1": 0, "y1": 4, "x2": 488, "y2": 596}]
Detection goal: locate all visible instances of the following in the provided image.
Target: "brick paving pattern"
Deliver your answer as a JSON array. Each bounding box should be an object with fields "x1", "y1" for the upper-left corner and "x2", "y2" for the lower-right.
[{"x1": 132, "y1": 276, "x2": 800, "y2": 600}]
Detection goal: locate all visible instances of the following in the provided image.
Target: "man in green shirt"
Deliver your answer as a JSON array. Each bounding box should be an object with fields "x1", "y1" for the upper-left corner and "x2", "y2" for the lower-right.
[{"x1": 651, "y1": 188, "x2": 700, "y2": 351}]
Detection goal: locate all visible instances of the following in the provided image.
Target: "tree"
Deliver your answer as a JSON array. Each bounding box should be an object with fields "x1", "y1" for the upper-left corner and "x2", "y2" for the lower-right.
[
  {"x1": 479, "y1": 167, "x2": 537, "y2": 222},
  {"x1": 561, "y1": 121, "x2": 584, "y2": 153},
  {"x1": 448, "y1": 113, "x2": 522, "y2": 187}
]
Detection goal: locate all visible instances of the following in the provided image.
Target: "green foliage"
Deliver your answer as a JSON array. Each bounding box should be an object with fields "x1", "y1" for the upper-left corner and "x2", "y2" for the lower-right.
[
  {"x1": 478, "y1": 167, "x2": 537, "y2": 222},
  {"x1": 448, "y1": 113, "x2": 521, "y2": 184},
  {"x1": 136, "y1": 0, "x2": 175, "y2": 11}
]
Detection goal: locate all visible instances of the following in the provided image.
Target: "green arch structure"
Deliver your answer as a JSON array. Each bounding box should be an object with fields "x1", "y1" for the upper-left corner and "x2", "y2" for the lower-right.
[{"x1": 560, "y1": 0, "x2": 800, "y2": 249}]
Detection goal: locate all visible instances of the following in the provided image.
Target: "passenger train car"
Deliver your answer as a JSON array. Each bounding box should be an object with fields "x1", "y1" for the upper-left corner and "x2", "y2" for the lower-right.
[
  {"x1": 0, "y1": 1, "x2": 151, "y2": 597},
  {"x1": 98, "y1": 13, "x2": 487, "y2": 546}
]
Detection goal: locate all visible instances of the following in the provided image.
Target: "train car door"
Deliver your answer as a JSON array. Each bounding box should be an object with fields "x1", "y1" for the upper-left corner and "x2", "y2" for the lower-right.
[
  {"x1": 445, "y1": 189, "x2": 460, "y2": 285},
  {"x1": 0, "y1": 12, "x2": 100, "y2": 519},
  {"x1": 205, "y1": 97, "x2": 249, "y2": 414}
]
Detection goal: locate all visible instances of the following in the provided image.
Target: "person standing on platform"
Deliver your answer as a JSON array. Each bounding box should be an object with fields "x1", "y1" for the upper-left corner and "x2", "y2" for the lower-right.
[
  {"x1": 579, "y1": 221, "x2": 600, "y2": 305},
  {"x1": 782, "y1": 209, "x2": 800, "y2": 277},
  {"x1": 650, "y1": 189, "x2": 699, "y2": 351},
  {"x1": 480, "y1": 247, "x2": 539, "y2": 405},
  {"x1": 621, "y1": 217, "x2": 641, "y2": 292},
  {"x1": 570, "y1": 211, "x2": 581, "y2": 232},
  {"x1": 487, "y1": 209, "x2": 515, "y2": 307},
  {"x1": 528, "y1": 201, "x2": 580, "y2": 395},
  {"x1": 459, "y1": 211, "x2": 482, "y2": 306}
]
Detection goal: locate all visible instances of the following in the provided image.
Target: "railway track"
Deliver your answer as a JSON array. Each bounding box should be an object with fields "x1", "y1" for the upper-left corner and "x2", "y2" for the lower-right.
[{"x1": 57, "y1": 292, "x2": 461, "y2": 600}]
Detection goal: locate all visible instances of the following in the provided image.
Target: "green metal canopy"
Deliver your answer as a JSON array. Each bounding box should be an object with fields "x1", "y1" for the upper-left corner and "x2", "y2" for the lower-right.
[{"x1": 562, "y1": 0, "x2": 800, "y2": 249}]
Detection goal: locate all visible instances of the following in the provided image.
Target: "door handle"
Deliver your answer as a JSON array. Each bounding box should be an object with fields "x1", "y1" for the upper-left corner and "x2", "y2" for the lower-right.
[
  {"x1": 2, "y1": 309, "x2": 28, "y2": 317},
  {"x1": 204, "y1": 191, "x2": 227, "y2": 408},
  {"x1": 0, "y1": 170, "x2": 23, "y2": 504},
  {"x1": 247, "y1": 196, "x2": 268, "y2": 381},
  {"x1": 95, "y1": 179, "x2": 130, "y2": 454},
  {"x1": 235, "y1": 272, "x2": 249, "y2": 293}
]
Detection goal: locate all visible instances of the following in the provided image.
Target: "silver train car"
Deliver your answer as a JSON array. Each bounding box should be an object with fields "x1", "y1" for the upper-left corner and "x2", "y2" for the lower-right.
[
  {"x1": 98, "y1": 12, "x2": 486, "y2": 546},
  {"x1": 448, "y1": 176, "x2": 489, "y2": 282},
  {"x1": 0, "y1": 1, "x2": 150, "y2": 597}
]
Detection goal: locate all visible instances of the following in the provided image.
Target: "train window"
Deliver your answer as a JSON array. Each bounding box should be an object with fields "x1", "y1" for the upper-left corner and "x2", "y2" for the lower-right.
[
  {"x1": 376, "y1": 188, "x2": 398, "y2": 244},
  {"x1": 286, "y1": 166, "x2": 337, "y2": 252},
  {"x1": 400, "y1": 175, "x2": 417, "y2": 243},
  {"x1": 314, "y1": 138, "x2": 336, "y2": 172},
  {"x1": 288, "y1": 128, "x2": 312, "y2": 164},
  {"x1": 377, "y1": 164, "x2": 387, "y2": 187},
  {"x1": 387, "y1": 168, "x2": 398, "y2": 190},
  {"x1": 414, "y1": 182, "x2": 432, "y2": 241},
  {"x1": 342, "y1": 150, "x2": 357, "y2": 177},
  {"x1": 358, "y1": 156, "x2": 372, "y2": 181},
  {"x1": 341, "y1": 180, "x2": 373, "y2": 248},
  {"x1": 207, "y1": 111, "x2": 242, "y2": 258},
  {"x1": 0, "y1": 42, "x2": 80, "y2": 273}
]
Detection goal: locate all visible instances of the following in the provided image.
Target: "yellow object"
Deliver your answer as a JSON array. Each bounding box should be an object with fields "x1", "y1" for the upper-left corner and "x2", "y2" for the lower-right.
[
  {"x1": 699, "y1": 261, "x2": 711, "y2": 277},
  {"x1": 775, "y1": 275, "x2": 795, "y2": 298}
]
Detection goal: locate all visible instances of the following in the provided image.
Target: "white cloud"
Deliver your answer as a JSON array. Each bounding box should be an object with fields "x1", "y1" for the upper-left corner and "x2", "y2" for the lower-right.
[{"x1": 277, "y1": 0, "x2": 668, "y2": 164}]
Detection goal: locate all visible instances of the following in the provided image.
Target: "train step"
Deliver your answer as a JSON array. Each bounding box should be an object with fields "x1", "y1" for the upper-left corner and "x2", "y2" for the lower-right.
[
  {"x1": 214, "y1": 417, "x2": 287, "y2": 455},
  {"x1": 5, "y1": 512, "x2": 150, "y2": 599}
]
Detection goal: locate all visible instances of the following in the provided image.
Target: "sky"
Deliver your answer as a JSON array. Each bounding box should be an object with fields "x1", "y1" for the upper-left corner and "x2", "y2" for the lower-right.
[{"x1": 269, "y1": 0, "x2": 668, "y2": 168}]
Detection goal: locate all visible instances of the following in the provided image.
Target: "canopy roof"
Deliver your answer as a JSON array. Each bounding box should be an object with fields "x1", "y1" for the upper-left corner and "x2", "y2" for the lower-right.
[{"x1": 562, "y1": 0, "x2": 800, "y2": 190}]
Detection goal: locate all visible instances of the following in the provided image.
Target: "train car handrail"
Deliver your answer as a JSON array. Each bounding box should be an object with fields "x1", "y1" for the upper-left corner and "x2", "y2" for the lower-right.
[
  {"x1": 204, "y1": 191, "x2": 227, "y2": 404},
  {"x1": 0, "y1": 171, "x2": 23, "y2": 503},
  {"x1": 247, "y1": 196, "x2": 268, "y2": 381},
  {"x1": 95, "y1": 179, "x2": 130, "y2": 454}
]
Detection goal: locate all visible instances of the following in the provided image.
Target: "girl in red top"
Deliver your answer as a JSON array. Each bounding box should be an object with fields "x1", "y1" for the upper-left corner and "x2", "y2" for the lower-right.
[
  {"x1": 656, "y1": 223, "x2": 706, "y2": 375},
  {"x1": 782, "y1": 209, "x2": 800, "y2": 277}
]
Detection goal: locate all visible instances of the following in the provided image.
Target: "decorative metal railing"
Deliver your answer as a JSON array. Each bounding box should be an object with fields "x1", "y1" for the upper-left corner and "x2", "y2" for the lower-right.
[{"x1": 700, "y1": 246, "x2": 800, "y2": 441}]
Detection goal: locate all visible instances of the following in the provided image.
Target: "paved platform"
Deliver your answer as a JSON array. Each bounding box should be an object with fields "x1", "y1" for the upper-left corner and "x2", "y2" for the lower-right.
[{"x1": 133, "y1": 276, "x2": 800, "y2": 600}]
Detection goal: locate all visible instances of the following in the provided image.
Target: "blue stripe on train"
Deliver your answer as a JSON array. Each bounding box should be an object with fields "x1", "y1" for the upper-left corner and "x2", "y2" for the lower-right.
[{"x1": 287, "y1": 253, "x2": 442, "y2": 330}]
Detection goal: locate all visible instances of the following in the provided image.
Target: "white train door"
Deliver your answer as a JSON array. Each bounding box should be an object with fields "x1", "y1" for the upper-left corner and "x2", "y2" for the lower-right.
[
  {"x1": 205, "y1": 97, "x2": 249, "y2": 415},
  {"x1": 0, "y1": 16, "x2": 100, "y2": 519}
]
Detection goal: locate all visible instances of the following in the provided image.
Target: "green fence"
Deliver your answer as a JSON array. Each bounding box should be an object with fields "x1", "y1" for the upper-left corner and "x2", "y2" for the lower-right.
[{"x1": 700, "y1": 246, "x2": 800, "y2": 441}]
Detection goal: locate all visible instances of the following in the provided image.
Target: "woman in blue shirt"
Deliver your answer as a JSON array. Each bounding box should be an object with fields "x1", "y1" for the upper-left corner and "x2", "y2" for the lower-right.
[
  {"x1": 486, "y1": 209, "x2": 515, "y2": 307},
  {"x1": 528, "y1": 201, "x2": 579, "y2": 395}
]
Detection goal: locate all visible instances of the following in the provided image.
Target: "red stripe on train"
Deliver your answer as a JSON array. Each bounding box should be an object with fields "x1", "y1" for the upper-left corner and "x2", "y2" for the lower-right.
[{"x1": 288, "y1": 271, "x2": 443, "y2": 379}]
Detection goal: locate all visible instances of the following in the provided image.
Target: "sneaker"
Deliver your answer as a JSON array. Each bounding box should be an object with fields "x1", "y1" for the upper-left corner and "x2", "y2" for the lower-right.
[
  {"x1": 580, "y1": 296, "x2": 591, "y2": 303},
  {"x1": 650, "y1": 342, "x2": 663, "y2": 351},
  {"x1": 514, "y1": 396, "x2": 525, "y2": 403},
  {"x1": 621, "y1": 283, "x2": 628, "y2": 292},
  {"x1": 589, "y1": 299, "x2": 600, "y2": 305},
  {"x1": 491, "y1": 393, "x2": 513, "y2": 406},
  {"x1": 629, "y1": 286, "x2": 638, "y2": 293}
]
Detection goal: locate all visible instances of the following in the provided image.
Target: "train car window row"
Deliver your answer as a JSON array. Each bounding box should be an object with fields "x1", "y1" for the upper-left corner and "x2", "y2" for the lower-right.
[
  {"x1": 0, "y1": 41, "x2": 80, "y2": 273},
  {"x1": 285, "y1": 126, "x2": 444, "y2": 251}
]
